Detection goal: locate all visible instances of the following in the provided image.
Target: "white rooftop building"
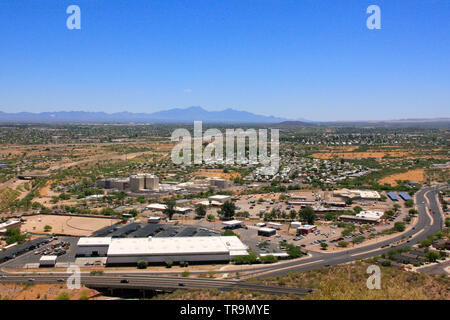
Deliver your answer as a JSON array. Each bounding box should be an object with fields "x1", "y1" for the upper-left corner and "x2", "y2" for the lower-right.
[
  {"x1": 76, "y1": 236, "x2": 248, "y2": 265},
  {"x1": 208, "y1": 195, "x2": 231, "y2": 203}
]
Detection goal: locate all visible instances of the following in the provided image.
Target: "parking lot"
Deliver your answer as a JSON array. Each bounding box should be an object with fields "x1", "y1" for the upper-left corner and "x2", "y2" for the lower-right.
[{"x1": 1, "y1": 236, "x2": 79, "y2": 269}]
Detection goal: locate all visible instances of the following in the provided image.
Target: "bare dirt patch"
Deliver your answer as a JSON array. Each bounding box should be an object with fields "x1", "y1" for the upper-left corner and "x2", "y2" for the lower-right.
[
  {"x1": 0, "y1": 283, "x2": 99, "y2": 300},
  {"x1": 379, "y1": 169, "x2": 425, "y2": 186},
  {"x1": 21, "y1": 214, "x2": 120, "y2": 236},
  {"x1": 193, "y1": 169, "x2": 240, "y2": 180}
]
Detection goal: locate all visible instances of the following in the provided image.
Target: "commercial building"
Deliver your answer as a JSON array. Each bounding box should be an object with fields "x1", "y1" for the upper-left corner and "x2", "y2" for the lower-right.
[
  {"x1": 258, "y1": 227, "x2": 277, "y2": 237},
  {"x1": 288, "y1": 200, "x2": 316, "y2": 207},
  {"x1": 339, "y1": 210, "x2": 383, "y2": 224},
  {"x1": 0, "y1": 220, "x2": 21, "y2": 234},
  {"x1": 76, "y1": 237, "x2": 112, "y2": 257},
  {"x1": 334, "y1": 189, "x2": 381, "y2": 201},
  {"x1": 297, "y1": 225, "x2": 317, "y2": 234},
  {"x1": 222, "y1": 220, "x2": 243, "y2": 229},
  {"x1": 147, "y1": 216, "x2": 161, "y2": 223},
  {"x1": 267, "y1": 222, "x2": 283, "y2": 230},
  {"x1": 76, "y1": 236, "x2": 248, "y2": 265},
  {"x1": 39, "y1": 255, "x2": 57, "y2": 267},
  {"x1": 146, "y1": 203, "x2": 192, "y2": 214},
  {"x1": 208, "y1": 195, "x2": 231, "y2": 203},
  {"x1": 290, "y1": 221, "x2": 302, "y2": 229}
]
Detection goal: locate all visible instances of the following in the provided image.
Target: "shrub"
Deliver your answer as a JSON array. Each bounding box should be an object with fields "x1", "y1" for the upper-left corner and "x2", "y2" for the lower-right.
[
  {"x1": 338, "y1": 241, "x2": 349, "y2": 248},
  {"x1": 137, "y1": 260, "x2": 148, "y2": 269},
  {"x1": 55, "y1": 292, "x2": 70, "y2": 300},
  {"x1": 165, "y1": 259, "x2": 173, "y2": 268},
  {"x1": 260, "y1": 255, "x2": 278, "y2": 264}
]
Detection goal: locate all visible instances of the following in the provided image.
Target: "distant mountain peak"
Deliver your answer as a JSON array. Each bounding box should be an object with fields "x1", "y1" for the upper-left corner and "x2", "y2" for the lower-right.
[{"x1": 0, "y1": 107, "x2": 294, "y2": 124}]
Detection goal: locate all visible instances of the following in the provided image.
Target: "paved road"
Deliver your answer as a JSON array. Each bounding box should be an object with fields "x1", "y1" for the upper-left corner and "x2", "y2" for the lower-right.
[
  {"x1": 0, "y1": 185, "x2": 446, "y2": 294},
  {"x1": 241, "y1": 184, "x2": 446, "y2": 278}
]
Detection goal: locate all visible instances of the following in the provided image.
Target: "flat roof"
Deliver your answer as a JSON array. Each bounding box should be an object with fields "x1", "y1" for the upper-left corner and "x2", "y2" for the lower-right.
[
  {"x1": 222, "y1": 220, "x2": 243, "y2": 226},
  {"x1": 107, "y1": 236, "x2": 247, "y2": 256},
  {"x1": 260, "y1": 253, "x2": 289, "y2": 257},
  {"x1": 339, "y1": 215, "x2": 380, "y2": 222},
  {"x1": 208, "y1": 195, "x2": 231, "y2": 200},
  {"x1": 258, "y1": 227, "x2": 276, "y2": 232},
  {"x1": 0, "y1": 220, "x2": 21, "y2": 229},
  {"x1": 356, "y1": 210, "x2": 383, "y2": 219},
  {"x1": 78, "y1": 237, "x2": 112, "y2": 246},
  {"x1": 299, "y1": 225, "x2": 316, "y2": 230},
  {"x1": 39, "y1": 255, "x2": 57, "y2": 262}
]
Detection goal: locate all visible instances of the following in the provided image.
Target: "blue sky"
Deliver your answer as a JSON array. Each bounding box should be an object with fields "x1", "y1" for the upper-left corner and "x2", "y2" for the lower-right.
[{"x1": 0, "y1": 0, "x2": 449, "y2": 121}]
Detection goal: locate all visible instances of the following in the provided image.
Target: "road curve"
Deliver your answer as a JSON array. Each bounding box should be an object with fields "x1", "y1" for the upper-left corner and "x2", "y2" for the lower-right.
[{"x1": 0, "y1": 185, "x2": 446, "y2": 293}]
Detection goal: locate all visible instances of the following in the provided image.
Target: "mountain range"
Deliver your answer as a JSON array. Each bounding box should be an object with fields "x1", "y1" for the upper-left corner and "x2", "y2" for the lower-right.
[
  {"x1": 0, "y1": 107, "x2": 447, "y2": 124},
  {"x1": 0, "y1": 107, "x2": 298, "y2": 124}
]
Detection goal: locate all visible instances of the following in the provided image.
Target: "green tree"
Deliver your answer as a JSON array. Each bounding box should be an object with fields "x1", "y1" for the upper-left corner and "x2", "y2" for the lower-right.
[
  {"x1": 195, "y1": 204, "x2": 207, "y2": 218},
  {"x1": 393, "y1": 222, "x2": 405, "y2": 232},
  {"x1": 163, "y1": 198, "x2": 176, "y2": 220},
  {"x1": 425, "y1": 250, "x2": 440, "y2": 263},
  {"x1": 218, "y1": 201, "x2": 236, "y2": 220},
  {"x1": 299, "y1": 206, "x2": 317, "y2": 225},
  {"x1": 289, "y1": 210, "x2": 297, "y2": 220},
  {"x1": 353, "y1": 206, "x2": 363, "y2": 214},
  {"x1": 404, "y1": 200, "x2": 414, "y2": 208},
  {"x1": 338, "y1": 241, "x2": 349, "y2": 248}
]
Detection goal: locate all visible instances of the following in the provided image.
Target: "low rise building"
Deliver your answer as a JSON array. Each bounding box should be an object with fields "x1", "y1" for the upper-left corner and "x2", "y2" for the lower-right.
[
  {"x1": 76, "y1": 236, "x2": 248, "y2": 265},
  {"x1": 208, "y1": 195, "x2": 231, "y2": 203},
  {"x1": 258, "y1": 227, "x2": 277, "y2": 237},
  {"x1": 0, "y1": 220, "x2": 21, "y2": 234}
]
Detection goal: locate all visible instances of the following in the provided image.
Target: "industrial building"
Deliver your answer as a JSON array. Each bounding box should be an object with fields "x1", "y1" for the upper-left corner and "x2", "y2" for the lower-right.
[
  {"x1": 77, "y1": 237, "x2": 112, "y2": 257},
  {"x1": 75, "y1": 236, "x2": 248, "y2": 265}
]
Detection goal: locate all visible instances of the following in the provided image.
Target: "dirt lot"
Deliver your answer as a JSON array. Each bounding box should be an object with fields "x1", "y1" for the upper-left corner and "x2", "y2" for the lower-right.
[
  {"x1": 193, "y1": 169, "x2": 240, "y2": 180},
  {"x1": 379, "y1": 169, "x2": 426, "y2": 186},
  {"x1": 21, "y1": 214, "x2": 120, "y2": 236},
  {"x1": 0, "y1": 283, "x2": 100, "y2": 300}
]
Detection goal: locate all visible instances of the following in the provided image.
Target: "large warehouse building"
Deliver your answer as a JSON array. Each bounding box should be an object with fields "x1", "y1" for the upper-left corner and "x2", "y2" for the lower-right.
[{"x1": 76, "y1": 236, "x2": 248, "y2": 265}]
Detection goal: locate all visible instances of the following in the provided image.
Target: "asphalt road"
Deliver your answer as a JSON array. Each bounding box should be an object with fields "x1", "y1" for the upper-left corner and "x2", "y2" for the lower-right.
[{"x1": 0, "y1": 185, "x2": 446, "y2": 295}]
